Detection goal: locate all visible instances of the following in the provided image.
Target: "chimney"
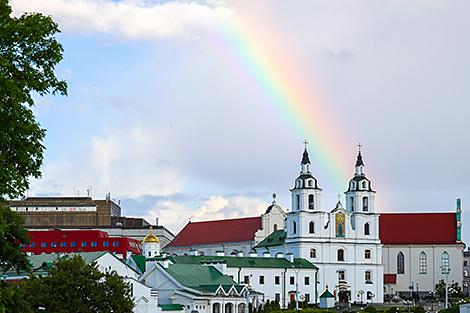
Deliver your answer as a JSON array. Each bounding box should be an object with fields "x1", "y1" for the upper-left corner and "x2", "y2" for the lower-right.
[
  {"x1": 263, "y1": 251, "x2": 271, "y2": 258},
  {"x1": 286, "y1": 253, "x2": 294, "y2": 262},
  {"x1": 276, "y1": 252, "x2": 284, "y2": 258}
]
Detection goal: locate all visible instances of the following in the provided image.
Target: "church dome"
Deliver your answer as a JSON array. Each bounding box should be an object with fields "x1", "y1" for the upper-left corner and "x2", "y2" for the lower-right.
[{"x1": 142, "y1": 226, "x2": 160, "y2": 243}]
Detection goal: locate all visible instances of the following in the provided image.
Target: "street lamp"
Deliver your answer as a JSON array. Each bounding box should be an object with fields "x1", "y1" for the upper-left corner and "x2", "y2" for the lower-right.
[
  {"x1": 429, "y1": 290, "x2": 436, "y2": 311},
  {"x1": 357, "y1": 290, "x2": 364, "y2": 304},
  {"x1": 292, "y1": 264, "x2": 302, "y2": 310},
  {"x1": 439, "y1": 266, "x2": 451, "y2": 309}
]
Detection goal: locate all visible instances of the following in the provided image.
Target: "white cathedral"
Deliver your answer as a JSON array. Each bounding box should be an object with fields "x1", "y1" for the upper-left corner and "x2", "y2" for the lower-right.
[{"x1": 257, "y1": 146, "x2": 383, "y2": 303}]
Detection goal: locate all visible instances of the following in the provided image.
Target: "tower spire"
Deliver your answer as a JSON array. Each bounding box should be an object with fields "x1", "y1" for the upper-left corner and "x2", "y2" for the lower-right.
[
  {"x1": 302, "y1": 140, "x2": 310, "y2": 165},
  {"x1": 355, "y1": 143, "x2": 364, "y2": 174}
]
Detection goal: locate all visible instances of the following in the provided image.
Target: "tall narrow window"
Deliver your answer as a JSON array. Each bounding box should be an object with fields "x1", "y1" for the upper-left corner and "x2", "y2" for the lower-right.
[
  {"x1": 397, "y1": 252, "x2": 405, "y2": 274},
  {"x1": 442, "y1": 252, "x2": 450, "y2": 274},
  {"x1": 338, "y1": 249, "x2": 345, "y2": 261},
  {"x1": 293, "y1": 221, "x2": 296, "y2": 234},
  {"x1": 274, "y1": 224, "x2": 278, "y2": 231},
  {"x1": 419, "y1": 252, "x2": 427, "y2": 274},
  {"x1": 365, "y1": 249, "x2": 371, "y2": 259},
  {"x1": 308, "y1": 195, "x2": 314, "y2": 210},
  {"x1": 296, "y1": 195, "x2": 300, "y2": 211},
  {"x1": 364, "y1": 223, "x2": 370, "y2": 235},
  {"x1": 309, "y1": 221, "x2": 315, "y2": 234},
  {"x1": 365, "y1": 271, "x2": 371, "y2": 282},
  {"x1": 310, "y1": 248, "x2": 316, "y2": 258},
  {"x1": 350, "y1": 197, "x2": 354, "y2": 212},
  {"x1": 363, "y1": 197, "x2": 369, "y2": 212}
]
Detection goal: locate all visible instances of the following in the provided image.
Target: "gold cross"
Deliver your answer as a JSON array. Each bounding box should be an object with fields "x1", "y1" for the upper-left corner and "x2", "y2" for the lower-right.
[
  {"x1": 337, "y1": 193, "x2": 341, "y2": 202},
  {"x1": 357, "y1": 142, "x2": 363, "y2": 152},
  {"x1": 303, "y1": 139, "x2": 309, "y2": 148}
]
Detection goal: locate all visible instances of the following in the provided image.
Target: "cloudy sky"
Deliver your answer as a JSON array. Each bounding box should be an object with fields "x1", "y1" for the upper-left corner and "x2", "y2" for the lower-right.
[{"x1": 10, "y1": 0, "x2": 470, "y2": 243}]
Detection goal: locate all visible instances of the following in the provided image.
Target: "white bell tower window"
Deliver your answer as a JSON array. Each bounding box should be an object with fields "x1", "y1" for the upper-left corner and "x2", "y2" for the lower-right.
[
  {"x1": 363, "y1": 197, "x2": 369, "y2": 212},
  {"x1": 308, "y1": 195, "x2": 314, "y2": 210},
  {"x1": 296, "y1": 195, "x2": 300, "y2": 211}
]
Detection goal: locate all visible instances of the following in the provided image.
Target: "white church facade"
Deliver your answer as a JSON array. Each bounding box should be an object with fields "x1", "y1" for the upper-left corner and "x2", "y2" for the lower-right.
[{"x1": 256, "y1": 147, "x2": 383, "y2": 303}]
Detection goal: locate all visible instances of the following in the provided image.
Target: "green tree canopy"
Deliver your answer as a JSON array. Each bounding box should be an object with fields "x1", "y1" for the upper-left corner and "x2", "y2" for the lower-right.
[
  {"x1": 0, "y1": 1, "x2": 67, "y2": 311},
  {"x1": 0, "y1": 0, "x2": 67, "y2": 200},
  {"x1": 18, "y1": 255, "x2": 135, "y2": 312}
]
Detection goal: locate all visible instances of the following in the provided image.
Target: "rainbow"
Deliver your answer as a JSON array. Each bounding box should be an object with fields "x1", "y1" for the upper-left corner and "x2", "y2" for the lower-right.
[{"x1": 204, "y1": 14, "x2": 355, "y2": 193}]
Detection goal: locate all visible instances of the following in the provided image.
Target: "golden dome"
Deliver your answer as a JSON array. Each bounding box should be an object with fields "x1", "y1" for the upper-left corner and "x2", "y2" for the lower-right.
[{"x1": 142, "y1": 226, "x2": 160, "y2": 243}]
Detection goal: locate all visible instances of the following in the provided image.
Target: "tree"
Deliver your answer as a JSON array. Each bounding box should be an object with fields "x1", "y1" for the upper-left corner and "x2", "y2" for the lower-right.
[
  {"x1": 0, "y1": 1, "x2": 67, "y2": 311},
  {"x1": 18, "y1": 255, "x2": 134, "y2": 312},
  {"x1": 0, "y1": 0, "x2": 67, "y2": 201}
]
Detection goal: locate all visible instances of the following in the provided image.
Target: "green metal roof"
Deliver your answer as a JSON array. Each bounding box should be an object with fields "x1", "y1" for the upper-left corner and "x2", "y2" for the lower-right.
[
  {"x1": 320, "y1": 289, "x2": 335, "y2": 298},
  {"x1": 173, "y1": 255, "x2": 317, "y2": 270},
  {"x1": 158, "y1": 304, "x2": 185, "y2": 311},
  {"x1": 163, "y1": 264, "x2": 239, "y2": 292},
  {"x1": 255, "y1": 230, "x2": 286, "y2": 248},
  {"x1": 130, "y1": 255, "x2": 146, "y2": 273}
]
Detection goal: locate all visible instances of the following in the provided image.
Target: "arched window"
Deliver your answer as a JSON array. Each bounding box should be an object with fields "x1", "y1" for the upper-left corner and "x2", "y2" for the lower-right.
[
  {"x1": 442, "y1": 252, "x2": 450, "y2": 274},
  {"x1": 309, "y1": 180, "x2": 313, "y2": 187},
  {"x1": 309, "y1": 221, "x2": 315, "y2": 234},
  {"x1": 293, "y1": 221, "x2": 296, "y2": 234},
  {"x1": 397, "y1": 252, "x2": 405, "y2": 274},
  {"x1": 238, "y1": 303, "x2": 246, "y2": 313},
  {"x1": 308, "y1": 194, "x2": 314, "y2": 210},
  {"x1": 364, "y1": 223, "x2": 370, "y2": 236},
  {"x1": 213, "y1": 303, "x2": 221, "y2": 313},
  {"x1": 365, "y1": 270, "x2": 371, "y2": 282},
  {"x1": 296, "y1": 195, "x2": 300, "y2": 211},
  {"x1": 419, "y1": 252, "x2": 427, "y2": 274},
  {"x1": 225, "y1": 303, "x2": 233, "y2": 313},
  {"x1": 199, "y1": 251, "x2": 205, "y2": 256},
  {"x1": 273, "y1": 224, "x2": 278, "y2": 231},
  {"x1": 363, "y1": 197, "x2": 369, "y2": 212},
  {"x1": 310, "y1": 248, "x2": 316, "y2": 258},
  {"x1": 338, "y1": 249, "x2": 345, "y2": 261}
]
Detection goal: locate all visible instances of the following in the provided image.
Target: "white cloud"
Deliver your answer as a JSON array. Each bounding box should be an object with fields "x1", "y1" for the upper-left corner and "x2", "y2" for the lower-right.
[
  {"x1": 11, "y1": 0, "x2": 234, "y2": 40},
  {"x1": 141, "y1": 195, "x2": 270, "y2": 234}
]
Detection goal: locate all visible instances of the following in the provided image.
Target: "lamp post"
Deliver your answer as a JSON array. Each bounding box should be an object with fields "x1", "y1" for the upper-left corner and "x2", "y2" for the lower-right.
[
  {"x1": 292, "y1": 264, "x2": 302, "y2": 310},
  {"x1": 429, "y1": 290, "x2": 435, "y2": 311},
  {"x1": 358, "y1": 290, "x2": 364, "y2": 304},
  {"x1": 439, "y1": 266, "x2": 451, "y2": 309}
]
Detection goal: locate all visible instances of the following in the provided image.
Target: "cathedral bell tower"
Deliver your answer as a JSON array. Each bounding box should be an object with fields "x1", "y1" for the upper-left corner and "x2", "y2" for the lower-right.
[
  {"x1": 344, "y1": 143, "x2": 376, "y2": 213},
  {"x1": 290, "y1": 141, "x2": 322, "y2": 212}
]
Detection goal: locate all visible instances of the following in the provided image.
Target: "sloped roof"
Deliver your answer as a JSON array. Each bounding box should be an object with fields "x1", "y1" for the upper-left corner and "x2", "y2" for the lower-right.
[
  {"x1": 255, "y1": 230, "x2": 286, "y2": 248},
  {"x1": 159, "y1": 304, "x2": 185, "y2": 311},
  {"x1": 320, "y1": 289, "x2": 335, "y2": 298},
  {"x1": 162, "y1": 264, "x2": 237, "y2": 291},
  {"x1": 173, "y1": 255, "x2": 317, "y2": 270},
  {"x1": 129, "y1": 255, "x2": 146, "y2": 273},
  {"x1": 164, "y1": 217, "x2": 262, "y2": 248},
  {"x1": 379, "y1": 213, "x2": 459, "y2": 245}
]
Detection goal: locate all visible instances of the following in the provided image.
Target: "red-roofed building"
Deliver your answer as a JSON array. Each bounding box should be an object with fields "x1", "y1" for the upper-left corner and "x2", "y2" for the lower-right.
[
  {"x1": 163, "y1": 203, "x2": 286, "y2": 256},
  {"x1": 380, "y1": 204, "x2": 464, "y2": 297}
]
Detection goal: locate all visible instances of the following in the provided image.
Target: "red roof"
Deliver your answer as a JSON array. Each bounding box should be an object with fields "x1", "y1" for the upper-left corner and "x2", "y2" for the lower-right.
[
  {"x1": 379, "y1": 213, "x2": 458, "y2": 245},
  {"x1": 384, "y1": 274, "x2": 397, "y2": 284},
  {"x1": 164, "y1": 217, "x2": 262, "y2": 248}
]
